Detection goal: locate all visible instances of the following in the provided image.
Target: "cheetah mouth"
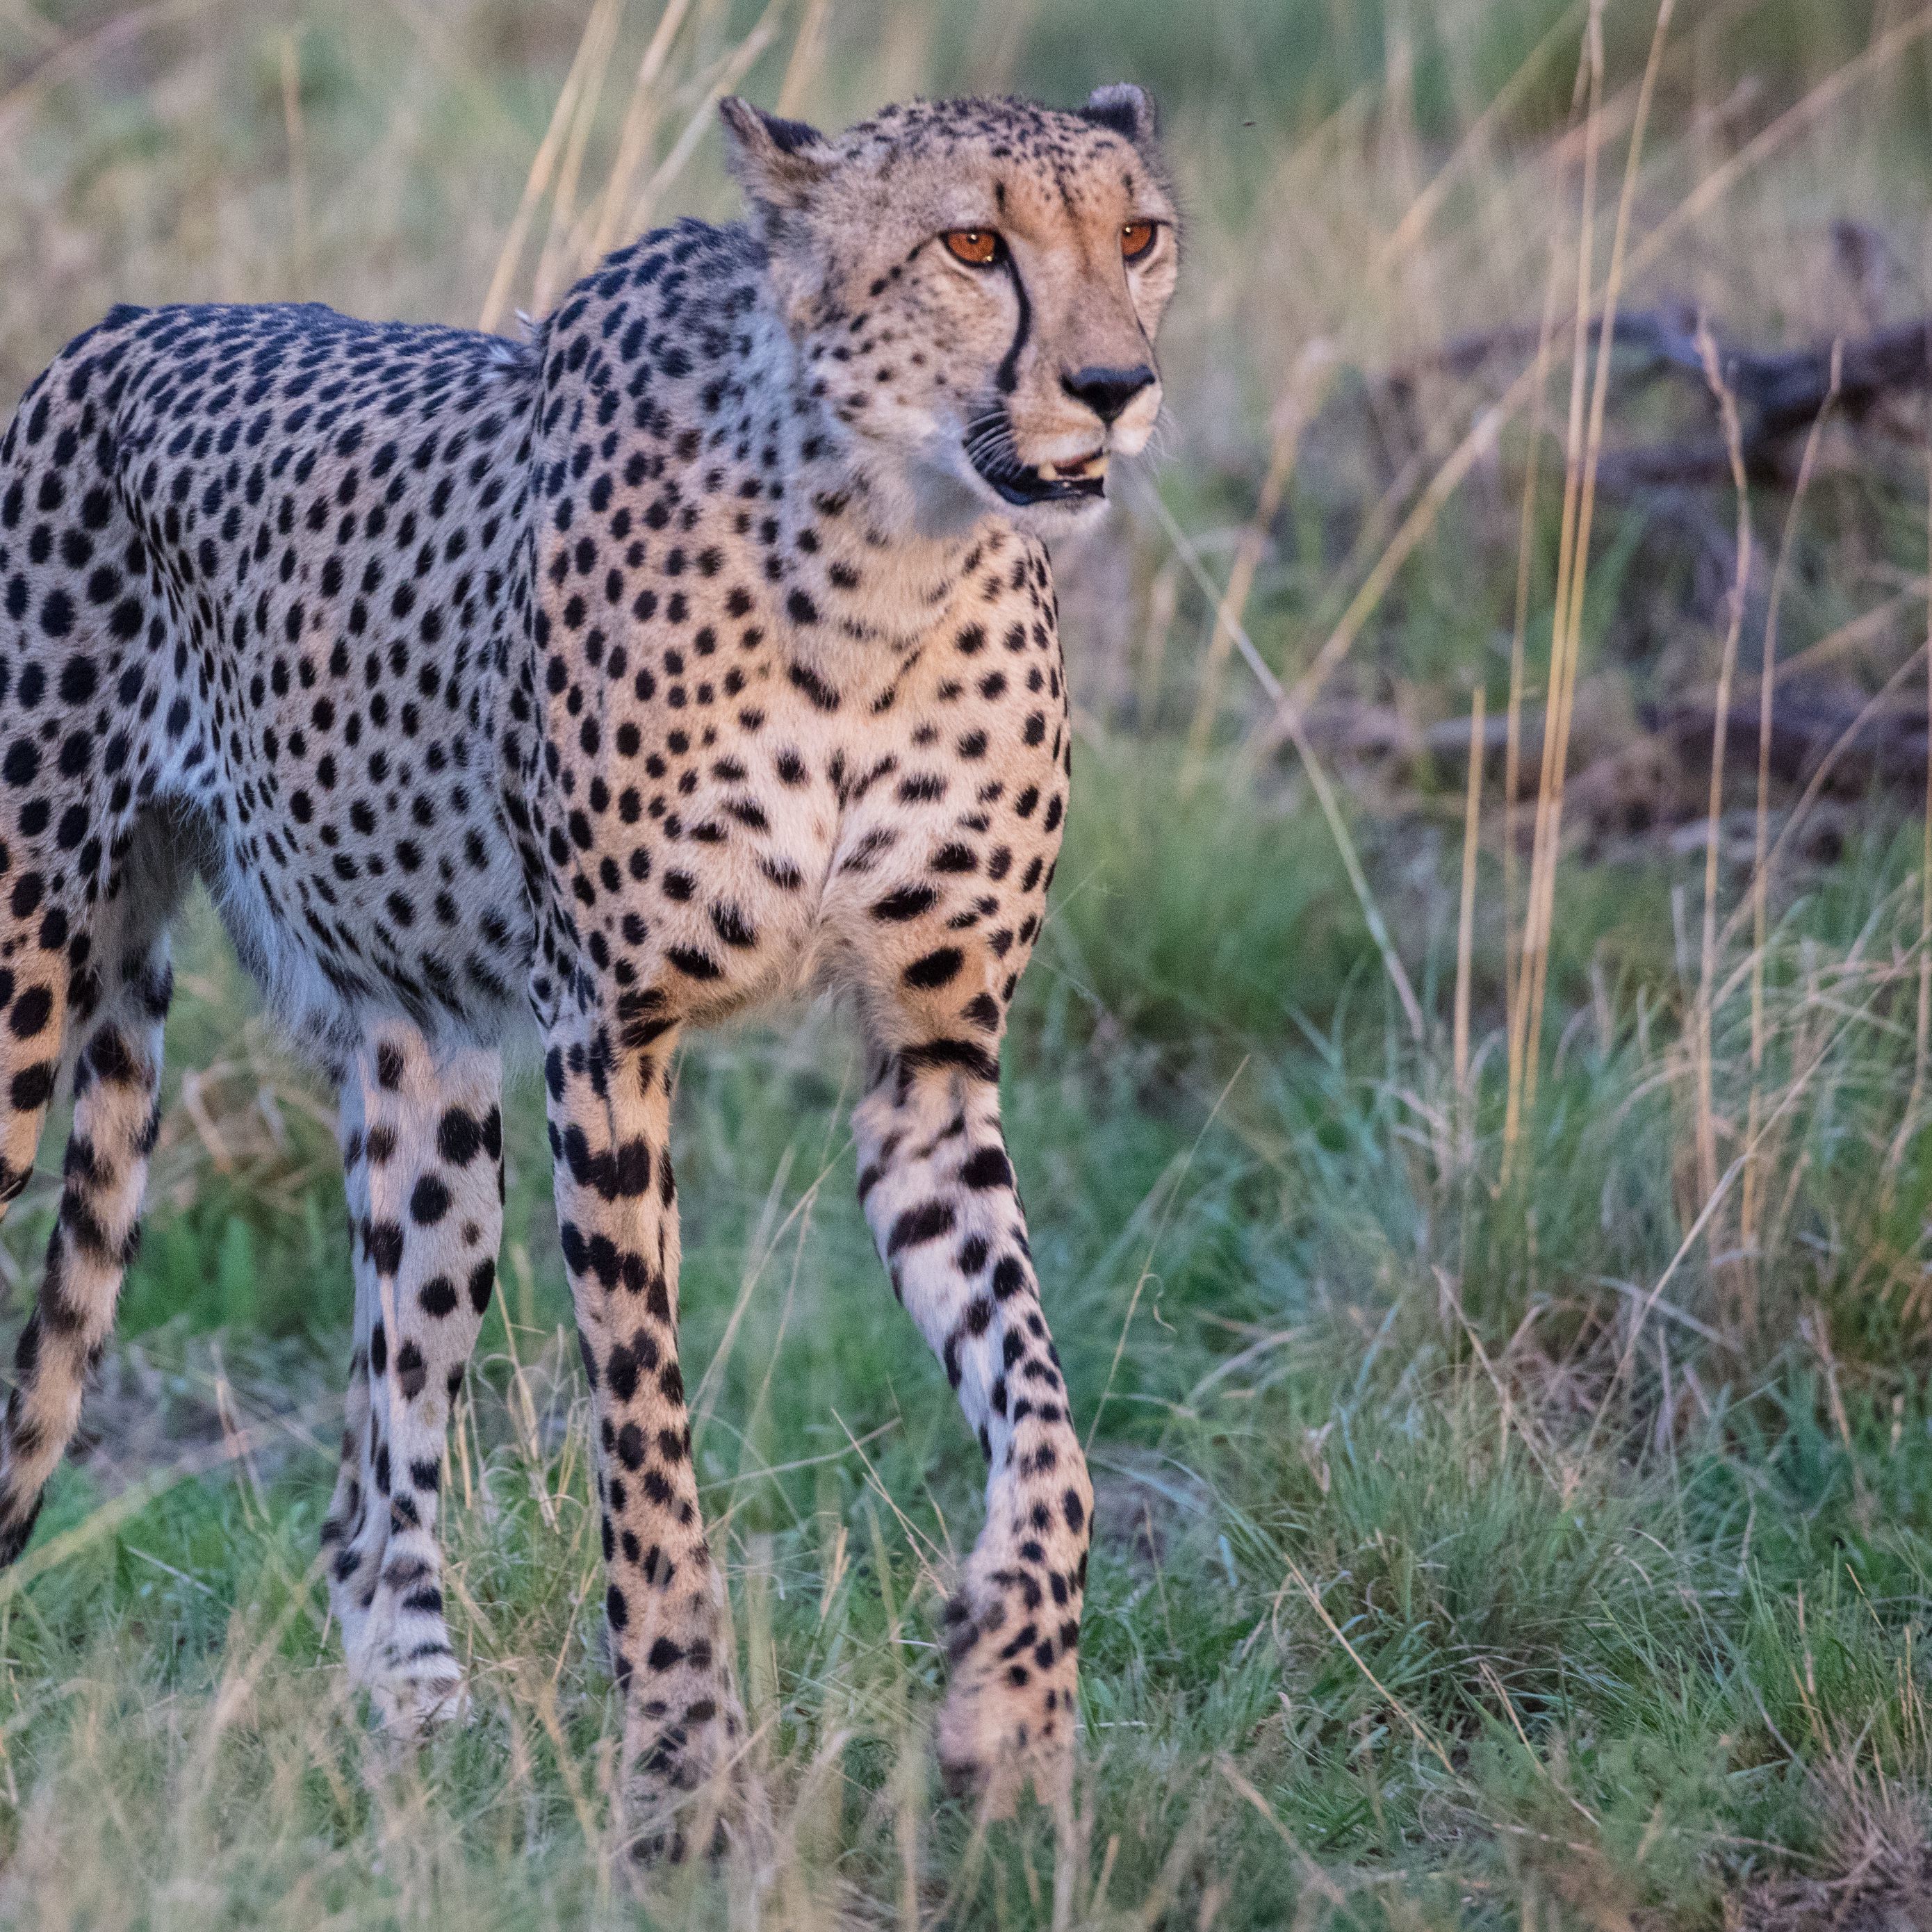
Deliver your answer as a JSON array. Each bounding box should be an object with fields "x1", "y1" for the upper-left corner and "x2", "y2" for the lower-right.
[{"x1": 963, "y1": 425, "x2": 1109, "y2": 507}]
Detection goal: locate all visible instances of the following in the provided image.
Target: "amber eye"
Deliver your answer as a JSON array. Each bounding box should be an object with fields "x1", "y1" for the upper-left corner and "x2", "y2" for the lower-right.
[
  {"x1": 944, "y1": 229, "x2": 1001, "y2": 266},
  {"x1": 1121, "y1": 220, "x2": 1157, "y2": 260}
]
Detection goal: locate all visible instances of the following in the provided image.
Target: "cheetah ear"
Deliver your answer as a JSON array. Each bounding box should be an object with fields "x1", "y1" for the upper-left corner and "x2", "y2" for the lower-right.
[
  {"x1": 719, "y1": 97, "x2": 833, "y2": 212},
  {"x1": 1081, "y1": 83, "x2": 1158, "y2": 149}
]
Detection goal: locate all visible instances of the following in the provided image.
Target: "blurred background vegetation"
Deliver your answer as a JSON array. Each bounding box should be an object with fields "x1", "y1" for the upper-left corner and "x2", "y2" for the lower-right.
[{"x1": 8, "y1": 1, "x2": 1932, "y2": 1924}]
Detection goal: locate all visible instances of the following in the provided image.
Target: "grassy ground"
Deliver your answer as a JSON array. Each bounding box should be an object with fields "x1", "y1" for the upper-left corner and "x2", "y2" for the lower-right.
[
  {"x1": 9, "y1": 0, "x2": 1932, "y2": 1925},
  {"x1": 10, "y1": 761, "x2": 1932, "y2": 1929}
]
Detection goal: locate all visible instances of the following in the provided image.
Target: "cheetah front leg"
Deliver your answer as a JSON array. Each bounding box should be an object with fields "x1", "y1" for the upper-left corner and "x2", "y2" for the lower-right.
[
  {"x1": 539, "y1": 1004, "x2": 743, "y2": 1859},
  {"x1": 322, "y1": 1027, "x2": 503, "y2": 1728},
  {"x1": 852, "y1": 1040, "x2": 1092, "y2": 1815}
]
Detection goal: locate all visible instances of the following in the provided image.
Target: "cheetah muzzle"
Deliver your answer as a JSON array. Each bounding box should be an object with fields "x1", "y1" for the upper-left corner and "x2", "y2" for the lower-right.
[
  {"x1": 0, "y1": 81, "x2": 1181, "y2": 1853},
  {"x1": 963, "y1": 406, "x2": 1111, "y2": 510}
]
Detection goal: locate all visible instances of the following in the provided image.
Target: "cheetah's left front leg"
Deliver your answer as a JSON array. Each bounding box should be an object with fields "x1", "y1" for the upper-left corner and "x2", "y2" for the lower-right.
[
  {"x1": 853, "y1": 1041, "x2": 1092, "y2": 1815},
  {"x1": 324, "y1": 1028, "x2": 503, "y2": 1727}
]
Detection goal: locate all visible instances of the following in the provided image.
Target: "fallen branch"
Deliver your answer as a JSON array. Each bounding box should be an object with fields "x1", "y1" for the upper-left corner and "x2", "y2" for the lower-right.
[
  {"x1": 1413, "y1": 689, "x2": 1931, "y2": 797},
  {"x1": 1390, "y1": 307, "x2": 1932, "y2": 486}
]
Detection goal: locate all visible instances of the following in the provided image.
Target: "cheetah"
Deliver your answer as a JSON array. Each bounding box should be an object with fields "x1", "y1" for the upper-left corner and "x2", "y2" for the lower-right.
[{"x1": 0, "y1": 85, "x2": 1179, "y2": 1841}]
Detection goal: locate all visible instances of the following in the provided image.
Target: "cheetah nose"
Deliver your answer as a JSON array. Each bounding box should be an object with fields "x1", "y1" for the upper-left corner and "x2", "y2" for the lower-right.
[{"x1": 1060, "y1": 363, "x2": 1156, "y2": 425}]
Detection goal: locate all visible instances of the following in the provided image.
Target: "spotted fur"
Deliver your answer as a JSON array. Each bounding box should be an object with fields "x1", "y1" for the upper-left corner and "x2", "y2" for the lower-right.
[{"x1": 0, "y1": 87, "x2": 1180, "y2": 1840}]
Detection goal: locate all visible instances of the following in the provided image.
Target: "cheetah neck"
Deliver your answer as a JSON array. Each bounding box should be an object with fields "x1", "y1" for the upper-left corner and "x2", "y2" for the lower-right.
[{"x1": 746, "y1": 284, "x2": 1024, "y2": 656}]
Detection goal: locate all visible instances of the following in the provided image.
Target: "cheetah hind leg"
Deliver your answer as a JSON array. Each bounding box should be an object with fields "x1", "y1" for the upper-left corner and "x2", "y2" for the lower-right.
[
  {"x1": 322, "y1": 1029, "x2": 504, "y2": 1732},
  {"x1": 0, "y1": 814, "x2": 193, "y2": 1564}
]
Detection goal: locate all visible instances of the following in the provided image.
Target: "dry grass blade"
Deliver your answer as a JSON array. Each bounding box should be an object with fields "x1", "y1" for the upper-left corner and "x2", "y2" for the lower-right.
[
  {"x1": 1501, "y1": 178, "x2": 1573, "y2": 1039},
  {"x1": 1503, "y1": 7, "x2": 1605, "y2": 1180},
  {"x1": 1453, "y1": 686, "x2": 1485, "y2": 1130},
  {"x1": 1599, "y1": 956, "x2": 1902, "y2": 1423},
  {"x1": 1892, "y1": 316, "x2": 1932, "y2": 1193},
  {"x1": 624, "y1": 0, "x2": 785, "y2": 243},
  {"x1": 1138, "y1": 480, "x2": 1425, "y2": 1038},
  {"x1": 1181, "y1": 341, "x2": 1335, "y2": 776},
  {"x1": 279, "y1": 31, "x2": 311, "y2": 300},
  {"x1": 1712, "y1": 645, "x2": 1932, "y2": 987},
  {"x1": 1261, "y1": 401, "x2": 1505, "y2": 749},
  {"x1": 1730, "y1": 581, "x2": 1922, "y2": 702},
  {"x1": 1619, "y1": 6, "x2": 1932, "y2": 294},
  {"x1": 530, "y1": 0, "x2": 628, "y2": 316},
  {"x1": 0, "y1": 1404, "x2": 328, "y2": 1605},
  {"x1": 1744, "y1": 344, "x2": 1838, "y2": 1266},
  {"x1": 774, "y1": 0, "x2": 830, "y2": 117},
  {"x1": 583, "y1": 0, "x2": 698, "y2": 266},
  {"x1": 477, "y1": 0, "x2": 615, "y2": 332},
  {"x1": 1435, "y1": 1264, "x2": 1564, "y2": 1492},
  {"x1": 1087, "y1": 1054, "x2": 1247, "y2": 1452},
  {"x1": 1692, "y1": 319, "x2": 1751, "y2": 1312},
  {"x1": 1921, "y1": 369, "x2": 1932, "y2": 1106},
  {"x1": 0, "y1": 0, "x2": 215, "y2": 137},
  {"x1": 689, "y1": 1140, "x2": 815, "y2": 1431},
  {"x1": 1216, "y1": 1758, "x2": 1359, "y2": 1919},
  {"x1": 1508, "y1": 0, "x2": 1673, "y2": 1181},
  {"x1": 1373, "y1": 0, "x2": 1586, "y2": 273},
  {"x1": 1277, "y1": 1555, "x2": 1456, "y2": 1775}
]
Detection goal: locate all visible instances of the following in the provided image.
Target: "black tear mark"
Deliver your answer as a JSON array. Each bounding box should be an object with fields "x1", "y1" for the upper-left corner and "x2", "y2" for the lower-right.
[{"x1": 996, "y1": 257, "x2": 1032, "y2": 397}]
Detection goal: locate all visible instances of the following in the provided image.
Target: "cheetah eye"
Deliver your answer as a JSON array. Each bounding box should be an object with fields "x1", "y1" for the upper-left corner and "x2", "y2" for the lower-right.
[
  {"x1": 1120, "y1": 221, "x2": 1157, "y2": 261},
  {"x1": 943, "y1": 230, "x2": 1003, "y2": 268}
]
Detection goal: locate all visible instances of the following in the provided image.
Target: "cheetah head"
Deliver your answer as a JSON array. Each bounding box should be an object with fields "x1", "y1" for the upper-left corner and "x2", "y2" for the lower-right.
[{"x1": 719, "y1": 89, "x2": 1181, "y2": 534}]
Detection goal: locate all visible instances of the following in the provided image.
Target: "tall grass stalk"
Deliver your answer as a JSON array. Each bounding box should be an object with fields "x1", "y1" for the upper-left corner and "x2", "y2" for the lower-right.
[{"x1": 1692, "y1": 321, "x2": 1751, "y2": 1331}]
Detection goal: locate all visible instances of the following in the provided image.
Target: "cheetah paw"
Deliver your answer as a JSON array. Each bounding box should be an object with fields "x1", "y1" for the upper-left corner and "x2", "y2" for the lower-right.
[
  {"x1": 935, "y1": 1583, "x2": 1078, "y2": 1817},
  {"x1": 368, "y1": 1666, "x2": 470, "y2": 1735},
  {"x1": 621, "y1": 1695, "x2": 749, "y2": 1865}
]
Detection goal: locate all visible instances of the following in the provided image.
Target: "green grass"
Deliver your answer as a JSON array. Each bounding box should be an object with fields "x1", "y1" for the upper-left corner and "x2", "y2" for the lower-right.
[{"x1": 2, "y1": 746, "x2": 1932, "y2": 1927}]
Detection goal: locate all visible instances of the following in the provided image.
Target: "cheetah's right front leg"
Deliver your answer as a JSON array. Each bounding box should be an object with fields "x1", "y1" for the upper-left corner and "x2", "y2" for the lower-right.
[
  {"x1": 323, "y1": 1027, "x2": 504, "y2": 1728},
  {"x1": 539, "y1": 1002, "x2": 743, "y2": 1860}
]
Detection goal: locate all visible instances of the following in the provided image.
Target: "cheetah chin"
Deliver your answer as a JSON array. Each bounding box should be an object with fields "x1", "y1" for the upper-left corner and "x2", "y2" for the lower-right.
[{"x1": 0, "y1": 80, "x2": 1179, "y2": 1852}]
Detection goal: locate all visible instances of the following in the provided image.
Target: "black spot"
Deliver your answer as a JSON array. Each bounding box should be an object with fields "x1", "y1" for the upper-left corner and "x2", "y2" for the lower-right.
[
  {"x1": 904, "y1": 947, "x2": 964, "y2": 990},
  {"x1": 786, "y1": 662, "x2": 840, "y2": 711},
  {"x1": 395, "y1": 1341, "x2": 427, "y2": 1399},
  {"x1": 873, "y1": 885, "x2": 936, "y2": 922},
  {"x1": 666, "y1": 946, "x2": 721, "y2": 981},
  {"x1": 409, "y1": 1174, "x2": 452, "y2": 1225},
  {"x1": 418, "y1": 1276, "x2": 459, "y2": 1318},
  {"x1": 710, "y1": 902, "x2": 756, "y2": 948},
  {"x1": 10, "y1": 1063, "x2": 56, "y2": 1112},
  {"x1": 887, "y1": 1200, "x2": 955, "y2": 1255},
  {"x1": 436, "y1": 1108, "x2": 482, "y2": 1165},
  {"x1": 7, "y1": 985, "x2": 54, "y2": 1040},
  {"x1": 962, "y1": 1147, "x2": 1012, "y2": 1190}
]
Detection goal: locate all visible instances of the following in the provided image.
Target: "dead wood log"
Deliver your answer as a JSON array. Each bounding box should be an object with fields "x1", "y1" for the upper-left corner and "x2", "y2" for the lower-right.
[
  {"x1": 1425, "y1": 691, "x2": 1932, "y2": 798},
  {"x1": 1389, "y1": 308, "x2": 1932, "y2": 489}
]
